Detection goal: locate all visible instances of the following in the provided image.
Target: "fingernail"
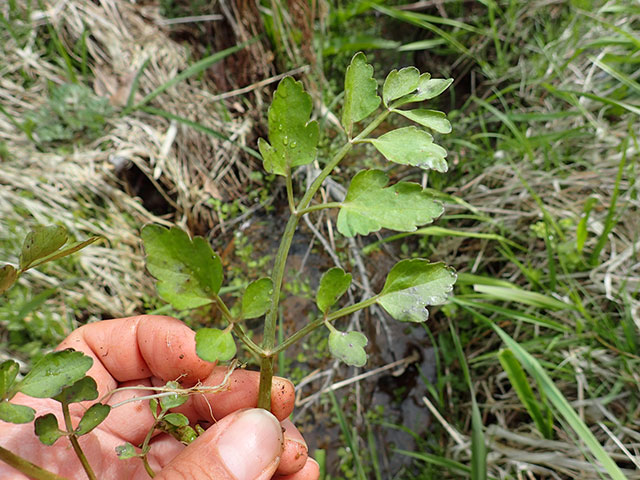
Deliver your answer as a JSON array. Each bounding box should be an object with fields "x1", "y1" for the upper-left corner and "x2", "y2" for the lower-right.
[{"x1": 216, "y1": 409, "x2": 283, "y2": 480}]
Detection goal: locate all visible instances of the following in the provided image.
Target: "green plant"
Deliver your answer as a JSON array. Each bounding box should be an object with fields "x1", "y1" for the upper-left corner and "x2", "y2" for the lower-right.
[
  {"x1": 24, "y1": 84, "x2": 113, "y2": 144},
  {"x1": 0, "y1": 53, "x2": 457, "y2": 479},
  {"x1": 140, "y1": 52, "x2": 457, "y2": 413}
]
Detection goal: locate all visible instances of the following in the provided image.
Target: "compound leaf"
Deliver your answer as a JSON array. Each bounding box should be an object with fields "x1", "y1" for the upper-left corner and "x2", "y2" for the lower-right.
[
  {"x1": 54, "y1": 376, "x2": 98, "y2": 404},
  {"x1": 258, "y1": 77, "x2": 319, "y2": 176},
  {"x1": 34, "y1": 414, "x2": 64, "y2": 445},
  {"x1": 316, "y1": 268, "x2": 352, "y2": 314},
  {"x1": 377, "y1": 260, "x2": 456, "y2": 323},
  {"x1": 159, "y1": 381, "x2": 188, "y2": 410},
  {"x1": 342, "y1": 52, "x2": 381, "y2": 135},
  {"x1": 0, "y1": 265, "x2": 18, "y2": 295},
  {"x1": 393, "y1": 109, "x2": 452, "y2": 134},
  {"x1": 195, "y1": 328, "x2": 236, "y2": 363},
  {"x1": 337, "y1": 170, "x2": 443, "y2": 237},
  {"x1": 328, "y1": 330, "x2": 368, "y2": 367},
  {"x1": 19, "y1": 225, "x2": 67, "y2": 270},
  {"x1": 115, "y1": 442, "x2": 138, "y2": 459},
  {"x1": 383, "y1": 67, "x2": 420, "y2": 106},
  {"x1": 242, "y1": 278, "x2": 273, "y2": 319},
  {"x1": 0, "y1": 360, "x2": 20, "y2": 399},
  {"x1": 142, "y1": 225, "x2": 222, "y2": 310},
  {"x1": 0, "y1": 401, "x2": 35, "y2": 424},
  {"x1": 395, "y1": 75, "x2": 453, "y2": 106},
  {"x1": 370, "y1": 126, "x2": 448, "y2": 172},
  {"x1": 16, "y1": 350, "x2": 93, "y2": 399},
  {"x1": 75, "y1": 403, "x2": 111, "y2": 436}
]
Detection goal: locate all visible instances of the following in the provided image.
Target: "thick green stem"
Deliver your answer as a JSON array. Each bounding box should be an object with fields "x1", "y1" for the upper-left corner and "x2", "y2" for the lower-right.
[
  {"x1": 256, "y1": 109, "x2": 390, "y2": 410},
  {"x1": 0, "y1": 446, "x2": 68, "y2": 480},
  {"x1": 61, "y1": 403, "x2": 97, "y2": 480}
]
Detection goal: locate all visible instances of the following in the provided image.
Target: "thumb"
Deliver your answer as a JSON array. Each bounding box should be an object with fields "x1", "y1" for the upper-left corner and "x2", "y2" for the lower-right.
[{"x1": 156, "y1": 409, "x2": 284, "y2": 480}]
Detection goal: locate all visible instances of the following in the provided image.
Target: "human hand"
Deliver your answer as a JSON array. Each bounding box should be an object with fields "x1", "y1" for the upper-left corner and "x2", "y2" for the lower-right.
[{"x1": 0, "y1": 315, "x2": 319, "y2": 480}]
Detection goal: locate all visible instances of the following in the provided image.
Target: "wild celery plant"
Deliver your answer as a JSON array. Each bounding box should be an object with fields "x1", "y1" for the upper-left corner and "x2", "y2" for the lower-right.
[{"x1": 141, "y1": 52, "x2": 458, "y2": 411}]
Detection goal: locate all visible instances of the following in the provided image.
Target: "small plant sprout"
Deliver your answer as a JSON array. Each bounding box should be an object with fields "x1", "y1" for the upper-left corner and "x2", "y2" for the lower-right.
[{"x1": 141, "y1": 52, "x2": 457, "y2": 411}]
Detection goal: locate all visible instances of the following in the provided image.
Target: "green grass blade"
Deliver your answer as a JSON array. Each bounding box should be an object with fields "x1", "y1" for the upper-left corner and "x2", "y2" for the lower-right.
[
  {"x1": 449, "y1": 320, "x2": 487, "y2": 480},
  {"x1": 362, "y1": 226, "x2": 523, "y2": 255},
  {"x1": 473, "y1": 285, "x2": 575, "y2": 311},
  {"x1": 126, "y1": 38, "x2": 257, "y2": 114},
  {"x1": 453, "y1": 297, "x2": 569, "y2": 332},
  {"x1": 327, "y1": 391, "x2": 366, "y2": 480},
  {"x1": 140, "y1": 107, "x2": 261, "y2": 160},
  {"x1": 395, "y1": 449, "x2": 472, "y2": 476},
  {"x1": 126, "y1": 57, "x2": 151, "y2": 109},
  {"x1": 461, "y1": 306, "x2": 629, "y2": 480},
  {"x1": 589, "y1": 137, "x2": 628, "y2": 266},
  {"x1": 498, "y1": 349, "x2": 554, "y2": 439}
]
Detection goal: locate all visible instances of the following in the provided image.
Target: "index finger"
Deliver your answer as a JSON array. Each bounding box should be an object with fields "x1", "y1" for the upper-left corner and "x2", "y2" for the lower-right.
[{"x1": 58, "y1": 315, "x2": 214, "y2": 397}]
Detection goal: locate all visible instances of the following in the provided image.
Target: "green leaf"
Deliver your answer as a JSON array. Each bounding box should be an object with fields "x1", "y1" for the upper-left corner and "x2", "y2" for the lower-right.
[
  {"x1": 163, "y1": 412, "x2": 189, "y2": 427},
  {"x1": 258, "y1": 77, "x2": 319, "y2": 176},
  {"x1": 377, "y1": 260, "x2": 456, "y2": 322},
  {"x1": 53, "y1": 376, "x2": 98, "y2": 404},
  {"x1": 19, "y1": 225, "x2": 68, "y2": 270},
  {"x1": 159, "y1": 381, "x2": 188, "y2": 410},
  {"x1": 0, "y1": 265, "x2": 18, "y2": 294},
  {"x1": 0, "y1": 401, "x2": 35, "y2": 424},
  {"x1": 393, "y1": 109, "x2": 452, "y2": 134},
  {"x1": 34, "y1": 414, "x2": 65, "y2": 445},
  {"x1": 16, "y1": 350, "x2": 93, "y2": 399},
  {"x1": 370, "y1": 126, "x2": 448, "y2": 172},
  {"x1": 242, "y1": 278, "x2": 273, "y2": 319},
  {"x1": 337, "y1": 170, "x2": 443, "y2": 237},
  {"x1": 75, "y1": 403, "x2": 111, "y2": 436},
  {"x1": 383, "y1": 67, "x2": 420, "y2": 106},
  {"x1": 342, "y1": 52, "x2": 381, "y2": 135},
  {"x1": 26, "y1": 236, "x2": 102, "y2": 270},
  {"x1": 498, "y1": 349, "x2": 553, "y2": 439},
  {"x1": 149, "y1": 398, "x2": 159, "y2": 419},
  {"x1": 316, "y1": 268, "x2": 352, "y2": 314},
  {"x1": 115, "y1": 442, "x2": 138, "y2": 459},
  {"x1": 328, "y1": 330, "x2": 368, "y2": 367},
  {"x1": 142, "y1": 225, "x2": 222, "y2": 310},
  {"x1": 0, "y1": 360, "x2": 20, "y2": 399},
  {"x1": 195, "y1": 328, "x2": 236, "y2": 363},
  {"x1": 395, "y1": 75, "x2": 453, "y2": 106}
]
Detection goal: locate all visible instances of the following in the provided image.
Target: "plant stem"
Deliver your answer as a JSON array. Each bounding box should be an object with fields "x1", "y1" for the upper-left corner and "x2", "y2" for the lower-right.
[
  {"x1": 272, "y1": 295, "x2": 380, "y2": 356},
  {"x1": 212, "y1": 293, "x2": 263, "y2": 356},
  {"x1": 257, "y1": 109, "x2": 390, "y2": 410},
  {"x1": 286, "y1": 169, "x2": 296, "y2": 214},
  {"x1": 142, "y1": 456, "x2": 156, "y2": 478},
  {"x1": 296, "y1": 202, "x2": 342, "y2": 216},
  {"x1": 0, "y1": 446, "x2": 68, "y2": 480},
  {"x1": 61, "y1": 403, "x2": 97, "y2": 480}
]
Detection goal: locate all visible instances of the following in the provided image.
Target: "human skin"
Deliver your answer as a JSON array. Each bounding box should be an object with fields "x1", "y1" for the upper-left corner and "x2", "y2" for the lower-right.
[{"x1": 0, "y1": 315, "x2": 320, "y2": 480}]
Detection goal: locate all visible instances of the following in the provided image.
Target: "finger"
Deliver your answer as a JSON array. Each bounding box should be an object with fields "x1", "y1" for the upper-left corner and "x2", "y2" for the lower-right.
[
  {"x1": 180, "y1": 368, "x2": 295, "y2": 422},
  {"x1": 276, "y1": 419, "x2": 308, "y2": 476},
  {"x1": 155, "y1": 408, "x2": 283, "y2": 480},
  {"x1": 275, "y1": 459, "x2": 320, "y2": 480},
  {"x1": 58, "y1": 316, "x2": 214, "y2": 397},
  {"x1": 95, "y1": 379, "x2": 157, "y2": 445}
]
